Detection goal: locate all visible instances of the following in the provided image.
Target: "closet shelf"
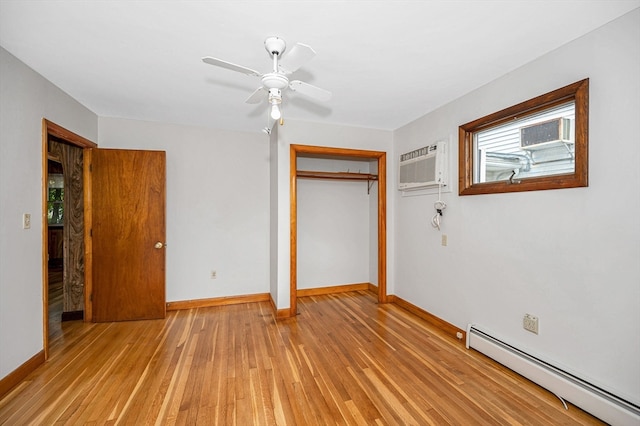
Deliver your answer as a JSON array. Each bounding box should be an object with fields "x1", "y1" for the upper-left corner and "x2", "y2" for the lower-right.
[
  {"x1": 296, "y1": 170, "x2": 378, "y2": 181},
  {"x1": 296, "y1": 170, "x2": 378, "y2": 194}
]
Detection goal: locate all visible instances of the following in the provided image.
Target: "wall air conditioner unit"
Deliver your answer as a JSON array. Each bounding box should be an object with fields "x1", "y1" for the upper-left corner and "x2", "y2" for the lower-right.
[
  {"x1": 520, "y1": 117, "x2": 573, "y2": 150},
  {"x1": 399, "y1": 141, "x2": 447, "y2": 191}
]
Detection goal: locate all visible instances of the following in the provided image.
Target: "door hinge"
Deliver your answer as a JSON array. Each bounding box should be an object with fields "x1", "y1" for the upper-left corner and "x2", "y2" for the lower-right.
[
  {"x1": 89, "y1": 163, "x2": 93, "y2": 172},
  {"x1": 90, "y1": 228, "x2": 93, "y2": 237},
  {"x1": 90, "y1": 293, "x2": 93, "y2": 302}
]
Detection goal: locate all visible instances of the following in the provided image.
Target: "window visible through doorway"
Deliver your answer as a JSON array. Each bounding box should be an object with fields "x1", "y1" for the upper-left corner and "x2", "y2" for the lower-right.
[
  {"x1": 48, "y1": 161, "x2": 64, "y2": 225},
  {"x1": 48, "y1": 175, "x2": 64, "y2": 225}
]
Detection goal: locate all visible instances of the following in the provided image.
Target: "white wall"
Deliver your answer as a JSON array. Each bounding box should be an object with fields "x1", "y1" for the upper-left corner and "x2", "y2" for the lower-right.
[
  {"x1": 0, "y1": 47, "x2": 98, "y2": 378},
  {"x1": 296, "y1": 157, "x2": 372, "y2": 289},
  {"x1": 368, "y1": 160, "x2": 379, "y2": 286},
  {"x1": 98, "y1": 118, "x2": 270, "y2": 302},
  {"x1": 269, "y1": 126, "x2": 280, "y2": 305},
  {"x1": 393, "y1": 9, "x2": 640, "y2": 404}
]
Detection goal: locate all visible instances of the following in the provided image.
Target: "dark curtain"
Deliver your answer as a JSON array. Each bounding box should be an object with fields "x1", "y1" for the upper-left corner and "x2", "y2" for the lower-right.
[{"x1": 49, "y1": 140, "x2": 85, "y2": 312}]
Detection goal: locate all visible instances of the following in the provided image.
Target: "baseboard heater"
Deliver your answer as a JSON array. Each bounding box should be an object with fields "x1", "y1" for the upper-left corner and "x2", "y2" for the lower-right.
[{"x1": 466, "y1": 324, "x2": 640, "y2": 425}]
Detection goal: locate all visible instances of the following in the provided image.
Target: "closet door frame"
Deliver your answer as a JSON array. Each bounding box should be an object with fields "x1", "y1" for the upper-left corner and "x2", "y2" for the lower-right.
[{"x1": 290, "y1": 144, "x2": 387, "y2": 316}]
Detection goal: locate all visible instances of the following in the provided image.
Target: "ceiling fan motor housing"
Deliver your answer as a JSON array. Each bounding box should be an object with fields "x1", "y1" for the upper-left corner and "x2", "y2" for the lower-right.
[{"x1": 262, "y1": 73, "x2": 289, "y2": 90}]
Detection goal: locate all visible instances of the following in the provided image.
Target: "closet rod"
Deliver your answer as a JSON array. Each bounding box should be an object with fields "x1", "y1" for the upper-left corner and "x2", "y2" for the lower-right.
[{"x1": 296, "y1": 170, "x2": 378, "y2": 181}]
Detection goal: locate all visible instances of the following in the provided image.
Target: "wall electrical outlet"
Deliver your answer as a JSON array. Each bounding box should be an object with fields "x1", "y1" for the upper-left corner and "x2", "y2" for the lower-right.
[
  {"x1": 441, "y1": 234, "x2": 448, "y2": 246},
  {"x1": 210, "y1": 270, "x2": 217, "y2": 279},
  {"x1": 523, "y1": 313, "x2": 539, "y2": 334}
]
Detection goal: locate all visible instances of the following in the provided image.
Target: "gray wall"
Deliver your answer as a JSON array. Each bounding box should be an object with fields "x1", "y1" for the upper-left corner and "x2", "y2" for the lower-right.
[
  {"x1": 393, "y1": 9, "x2": 640, "y2": 404},
  {"x1": 0, "y1": 47, "x2": 97, "y2": 378},
  {"x1": 97, "y1": 117, "x2": 270, "y2": 303}
]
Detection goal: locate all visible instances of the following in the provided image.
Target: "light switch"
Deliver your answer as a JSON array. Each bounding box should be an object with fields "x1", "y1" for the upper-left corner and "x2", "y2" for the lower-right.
[{"x1": 23, "y1": 213, "x2": 31, "y2": 229}]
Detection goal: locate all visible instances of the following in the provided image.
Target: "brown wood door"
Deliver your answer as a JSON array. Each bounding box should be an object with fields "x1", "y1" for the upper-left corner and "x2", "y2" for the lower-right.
[{"x1": 85, "y1": 148, "x2": 166, "y2": 322}]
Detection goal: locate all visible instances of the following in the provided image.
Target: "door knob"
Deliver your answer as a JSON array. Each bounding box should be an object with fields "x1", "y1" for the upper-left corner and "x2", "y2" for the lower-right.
[{"x1": 154, "y1": 242, "x2": 165, "y2": 249}]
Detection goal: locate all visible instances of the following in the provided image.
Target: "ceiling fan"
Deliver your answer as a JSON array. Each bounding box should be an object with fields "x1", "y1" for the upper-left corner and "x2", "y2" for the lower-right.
[{"x1": 202, "y1": 36, "x2": 331, "y2": 132}]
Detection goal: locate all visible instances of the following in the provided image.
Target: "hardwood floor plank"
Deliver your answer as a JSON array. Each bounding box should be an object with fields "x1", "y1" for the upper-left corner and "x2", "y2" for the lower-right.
[{"x1": 0, "y1": 291, "x2": 605, "y2": 425}]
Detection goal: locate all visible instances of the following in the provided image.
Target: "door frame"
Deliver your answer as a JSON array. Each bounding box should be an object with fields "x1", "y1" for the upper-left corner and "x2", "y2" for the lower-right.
[
  {"x1": 290, "y1": 144, "x2": 388, "y2": 317},
  {"x1": 41, "y1": 119, "x2": 96, "y2": 358}
]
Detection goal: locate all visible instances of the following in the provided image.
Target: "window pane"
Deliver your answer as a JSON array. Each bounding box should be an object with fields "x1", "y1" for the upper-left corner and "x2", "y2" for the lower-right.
[
  {"x1": 473, "y1": 101, "x2": 575, "y2": 184},
  {"x1": 47, "y1": 174, "x2": 64, "y2": 225}
]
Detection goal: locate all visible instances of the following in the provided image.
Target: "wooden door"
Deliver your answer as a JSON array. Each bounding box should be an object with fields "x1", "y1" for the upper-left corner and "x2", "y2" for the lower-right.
[{"x1": 85, "y1": 148, "x2": 166, "y2": 322}]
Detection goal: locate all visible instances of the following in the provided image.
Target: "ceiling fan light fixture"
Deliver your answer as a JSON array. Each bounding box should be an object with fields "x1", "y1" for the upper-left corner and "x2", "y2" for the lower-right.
[
  {"x1": 270, "y1": 104, "x2": 281, "y2": 120},
  {"x1": 202, "y1": 36, "x2": 331, "y2": 131},
  {"x1": 268, "y1": 88, "x2": 282, "y2": 120}
]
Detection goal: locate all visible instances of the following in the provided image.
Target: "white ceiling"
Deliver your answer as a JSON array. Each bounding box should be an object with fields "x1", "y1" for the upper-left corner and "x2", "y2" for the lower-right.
[{"x1": 1, "y1": 1, "x2": 638, "y2": 134}]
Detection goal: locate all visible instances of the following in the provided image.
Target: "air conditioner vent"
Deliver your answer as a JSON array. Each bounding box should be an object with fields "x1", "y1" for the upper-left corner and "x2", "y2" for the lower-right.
[{"x1": 399, "y1": 141, "x2": 447, "y2": 190}]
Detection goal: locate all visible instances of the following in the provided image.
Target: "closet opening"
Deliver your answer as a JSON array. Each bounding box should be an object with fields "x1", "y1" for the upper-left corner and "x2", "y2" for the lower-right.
[{"x1": 290, "y1": 144, "x2": 387, "y2": 316}]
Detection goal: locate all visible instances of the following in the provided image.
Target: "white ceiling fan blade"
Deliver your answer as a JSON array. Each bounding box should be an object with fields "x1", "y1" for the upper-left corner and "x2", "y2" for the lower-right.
[
  {"x1": 289, "y1": 80, "x2": 332, "y2": 102},
  {"x1": 279, "y1": 43, "x2": 316, "y2": 75},
  {"x1": 245, "y1": 87, "x2": 267, "y2": 104},
  {"x1": 202, "y1": 56, "x2": 262, "y2": 77}
]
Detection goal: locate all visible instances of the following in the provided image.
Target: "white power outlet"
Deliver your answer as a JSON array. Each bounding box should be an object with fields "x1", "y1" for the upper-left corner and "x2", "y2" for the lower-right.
[
  {"x1": 441, "y1": 234, "x2": 448, "y2": 246},
  {"x1": 210, "y1": 270, "x2": 217, "y2": 279},
  {"x1": 523, "y1": 314, "x2": 539, "y2": 334}
]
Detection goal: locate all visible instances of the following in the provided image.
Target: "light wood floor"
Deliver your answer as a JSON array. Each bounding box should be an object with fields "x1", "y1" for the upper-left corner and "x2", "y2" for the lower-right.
[
  {"x1": 0, "y1": 291, "x2": 603, "y2": 425},
  {"x1": 48, "y1": 267, "x2": 64, "y2": 340}
]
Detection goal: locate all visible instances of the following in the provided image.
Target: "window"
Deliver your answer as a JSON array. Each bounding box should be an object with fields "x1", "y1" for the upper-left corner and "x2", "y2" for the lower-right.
[
  {"x1": 459, "y1": 79, "x2": 588, "y2": 195},
  {"x1": 48, "y1": 174, "x2": 64, "y2": 225}
]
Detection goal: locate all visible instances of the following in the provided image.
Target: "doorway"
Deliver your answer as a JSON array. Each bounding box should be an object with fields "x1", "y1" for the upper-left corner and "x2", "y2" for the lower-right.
[
  {"x1": 46, "y1": 157, "x2": 64, "y2": 340},
  {"x1": 289, "y1": 144, "x2": 387, "y2": 317},
  {"x1": 42, "y1": 119, "x2": 97, "y2": 359}
]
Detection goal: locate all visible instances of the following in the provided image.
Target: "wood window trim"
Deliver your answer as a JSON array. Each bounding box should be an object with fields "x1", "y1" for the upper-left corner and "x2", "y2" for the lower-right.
[{"x1": 458, "y1": 79, "x2": 589, "y2": 195}]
